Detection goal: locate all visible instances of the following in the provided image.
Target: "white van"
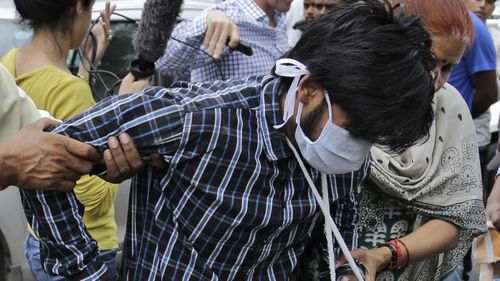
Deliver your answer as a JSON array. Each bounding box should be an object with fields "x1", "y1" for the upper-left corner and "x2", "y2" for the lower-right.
[{"x1": 0, "y1": 1, "x2": 214, "y2": 280}]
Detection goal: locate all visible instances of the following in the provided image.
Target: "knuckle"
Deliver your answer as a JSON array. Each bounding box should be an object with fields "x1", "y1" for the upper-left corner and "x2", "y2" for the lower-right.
[
  {"x1": 117, "y1": 165, "x2": 130, "y2": 174},
  {"x1": 132, "y1": 160, "x2": 144, "y2": 170}
]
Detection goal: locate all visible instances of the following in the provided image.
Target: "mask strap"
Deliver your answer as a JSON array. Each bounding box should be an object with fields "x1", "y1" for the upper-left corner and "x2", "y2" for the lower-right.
[
  {"x1": 274, "y1": 58, "x2": 309, "y2": 129},
  {"x1": 324, "y1": 92, "x2": 333, "y2": 120},
  {"x1": 322, "y1": 173, "x2": 336, "y2": 281},
  {"x1": 286, "y1": 138, "x2": 365, "y2": 281}
]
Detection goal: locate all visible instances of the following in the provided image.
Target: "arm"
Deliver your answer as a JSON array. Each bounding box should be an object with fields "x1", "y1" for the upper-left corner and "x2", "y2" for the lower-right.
[
  {"x1": 467, "y1": 19, "x2": 497, "y2": 117},
  {"x1": 78, "y1": 2, "x2": 116, "y2": 80},
  {"x1": 20, "y1": 90, "x2": 184, "y2": 278},
  {"x1": 155, "y1": 9, "x2": 240, "y2": 75},
  {"x1": 471, "y1": 70, "x2": 498, "y2": 118},
  {"x1": 0, "y1": 118, "x2": 99, "y2": 191},
  {"x1": 338, "y1": 219, "x2": 459, "y2": 281}
]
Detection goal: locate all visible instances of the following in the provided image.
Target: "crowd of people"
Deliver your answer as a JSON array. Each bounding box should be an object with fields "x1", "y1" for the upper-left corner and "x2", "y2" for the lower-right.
[{"x1": 0, "y1": 0, "x2": 499, "y2": 280}]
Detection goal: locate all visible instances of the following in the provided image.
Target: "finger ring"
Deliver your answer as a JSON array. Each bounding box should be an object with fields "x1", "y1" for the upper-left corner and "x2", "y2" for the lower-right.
[{"x1": 107, "y1": 34, "x2": 112, "y2": 41}]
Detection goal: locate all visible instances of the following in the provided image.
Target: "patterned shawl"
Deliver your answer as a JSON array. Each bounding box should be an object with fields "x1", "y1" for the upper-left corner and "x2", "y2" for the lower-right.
[{"x1": 360, "y1": 84, "x2": 487, "y2": 280}]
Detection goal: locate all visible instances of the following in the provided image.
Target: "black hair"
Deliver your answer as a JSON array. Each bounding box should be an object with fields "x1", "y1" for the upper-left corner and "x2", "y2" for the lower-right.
[
  {"x1": 279, "y1": 0, "x2": 436, "y2": 153},
  {"x1": 14, "y1": 0, "x2": 93, "y2": 31}
]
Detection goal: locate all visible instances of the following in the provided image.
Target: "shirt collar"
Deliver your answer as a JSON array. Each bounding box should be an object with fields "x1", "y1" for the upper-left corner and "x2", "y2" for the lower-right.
[{"x1": 258, "y1": 76, "x2": 293, "y2": 161}]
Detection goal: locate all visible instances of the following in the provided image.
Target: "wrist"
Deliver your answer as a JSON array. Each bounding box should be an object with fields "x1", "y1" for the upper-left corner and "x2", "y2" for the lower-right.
[
  {"x1": 0, "y1": 147, "x2": 16, "y2": 189},
  {"x1": 487, "y1": 189, "x2": 500, "y2": 204},
  {"x1": 374, "y1": 246, "x2": 392, "y2": 272}
]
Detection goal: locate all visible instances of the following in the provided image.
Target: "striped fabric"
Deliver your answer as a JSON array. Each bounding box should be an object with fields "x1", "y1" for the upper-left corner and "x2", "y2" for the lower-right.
[
  {"x1": 155, "y1": 0, "x2": 289, "y2": 82},
  {"x1": 20, "y1": 76, "x2": 369, "y2": 280}
]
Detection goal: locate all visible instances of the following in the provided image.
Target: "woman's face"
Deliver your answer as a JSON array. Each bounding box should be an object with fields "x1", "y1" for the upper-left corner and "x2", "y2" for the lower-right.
[
  {"x1": 431, "y1": 35, "x2": 466, "y2": 91},
  {"x1": 71, "y1": 0, "x2": 95, "y2": 49},
  {"x1": 464, "y1": 0, "x2": 487, "y2": 18}
]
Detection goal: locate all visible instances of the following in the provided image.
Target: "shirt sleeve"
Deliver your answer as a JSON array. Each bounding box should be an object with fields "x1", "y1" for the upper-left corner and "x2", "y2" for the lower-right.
[
  {"x1": 155, "y1": 2, "x2": 239, "y2": 76},
  {"x1": 155, "y1": 12, "x2": 210, "y2": 76},
  {"x1": 465, "y1": 16, "x2": 497, "y2": 75},
  {"x1": 19, "y1": 87, "x2": 186, "y2": 279}
]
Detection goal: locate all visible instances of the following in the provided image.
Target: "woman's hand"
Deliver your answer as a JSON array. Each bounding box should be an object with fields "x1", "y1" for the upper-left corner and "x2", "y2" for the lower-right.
[
  {"x1": 78, "y1": 2, "x2": 116, "y2": 80},
  {"x1": 336, "y1": 247, "x2": 392, "y2": 281},
  {"x1": 118, "y1": 73, "x2": 150, "y2": 95},
  {"x1": 89, "y1": 2, "x2": 116, "y2": 64}
]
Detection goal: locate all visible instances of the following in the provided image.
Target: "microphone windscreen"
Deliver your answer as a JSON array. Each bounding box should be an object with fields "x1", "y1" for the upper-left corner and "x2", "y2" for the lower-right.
[{"x1": 133, "y1": 0, "x2": 184, "y2": 63}]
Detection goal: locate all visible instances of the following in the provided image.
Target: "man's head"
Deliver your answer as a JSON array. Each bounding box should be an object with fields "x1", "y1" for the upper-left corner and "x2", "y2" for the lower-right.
[
  {"x1": 278, "y1": 0, "x2": 436, "y2": 153},
  {"x1": 316, "y1": 0, "x2": 343, "y2": 18},
  {"x1": 303, "y1": 0, "x2": 320, "y2": 23},
  {"x1": 464, "y1": 0, "x2": 492, "y2": 20},
  {"x1": 484, "y1": 0, "x2": 496, "y2": 21}
]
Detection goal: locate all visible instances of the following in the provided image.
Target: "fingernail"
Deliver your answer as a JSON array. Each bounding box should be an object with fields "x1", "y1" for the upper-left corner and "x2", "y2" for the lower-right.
[
  {"x1": 104, "y1": 150, "x2": 112, "y2": 160},
  {"x1": 119, "y1": 133, "x2": 130, "y2": 144},
  {"x1": 109, "y1": 137, "x2": 118, "y2": 148},
  {"x1": 340, "y1": 277, "x2": 349, "y2": 281}
]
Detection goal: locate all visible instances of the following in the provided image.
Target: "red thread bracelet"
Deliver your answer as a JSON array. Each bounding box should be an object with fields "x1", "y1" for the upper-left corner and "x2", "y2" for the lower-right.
[
  {"x1": 384, "y1": 241, "x2": 402, "y2": 270},
  {"x1": 395, "y1": 239, "x2": 410, "y2": 267}
]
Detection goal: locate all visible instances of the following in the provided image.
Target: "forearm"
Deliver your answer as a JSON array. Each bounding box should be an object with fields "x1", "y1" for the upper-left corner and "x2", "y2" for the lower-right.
[
  {"x1": 399, "y1": 219, "x2": 459, "y2": 265},
  {"x1": 77, "y1": 62, "x2": 91, "y2": 81},
  {"x1": 489, "y1": 172, "x2": 500, "y2": 203},
  {"x1": 20, "y1": 189, "x2": 107, "y2": 278},
  {"x1": 155, "y1": 17, "x2": 208, "y2": 75},
  {"x1": 0, "y1": 145, "x2": 16, "y2": 189},
  {"x1": 52, "y1": 91, "x2": 183, "y2": 158}
]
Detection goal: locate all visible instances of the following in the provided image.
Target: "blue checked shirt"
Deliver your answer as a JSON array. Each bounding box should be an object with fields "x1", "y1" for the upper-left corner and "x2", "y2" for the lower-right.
[
  {"x1": 20, "y1": 76, "x2": 369, "y2": 280},
  {"x1": 155, "y1": 0, "x2": 289, "y2": 82}
]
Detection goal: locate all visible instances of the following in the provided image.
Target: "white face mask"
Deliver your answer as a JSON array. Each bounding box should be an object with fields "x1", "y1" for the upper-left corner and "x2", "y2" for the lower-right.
[
  {"x1": 274, "y1": 58, "x2": 372, "y2": 175},
  {"x1": 295, "y1": 94, "x2": 372, "y2": 174}
]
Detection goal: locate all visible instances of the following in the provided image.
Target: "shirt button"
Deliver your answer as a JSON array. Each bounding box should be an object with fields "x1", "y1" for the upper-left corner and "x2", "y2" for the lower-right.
[{"x1": 281, "y1": 201, "x2": 287, "y2": 208}]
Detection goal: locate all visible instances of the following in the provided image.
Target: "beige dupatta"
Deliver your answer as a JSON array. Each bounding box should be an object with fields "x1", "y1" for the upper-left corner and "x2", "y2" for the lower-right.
[{"x1": 360, "y1": 84, "x2": 486, "y2": 280}]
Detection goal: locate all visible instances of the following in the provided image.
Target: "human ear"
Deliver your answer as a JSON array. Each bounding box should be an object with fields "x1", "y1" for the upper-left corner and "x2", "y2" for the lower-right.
[
  {"x1": 75, "y1": 0, "x2": 84, "y2": 14},
  {"x1": 297, "y1": 74, "x2": 324, "y2": 105}
]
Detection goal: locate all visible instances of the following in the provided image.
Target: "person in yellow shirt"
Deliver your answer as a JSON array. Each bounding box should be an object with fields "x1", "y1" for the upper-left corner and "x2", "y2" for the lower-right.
[{"x1": 2, "y1": 0, "x2": 148, "y2": 279}]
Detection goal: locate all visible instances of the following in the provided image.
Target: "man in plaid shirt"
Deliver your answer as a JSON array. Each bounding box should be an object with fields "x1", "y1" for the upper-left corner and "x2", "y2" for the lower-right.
[{"x1": 21, "y1": 1, "x2": 437, "y2": 280}]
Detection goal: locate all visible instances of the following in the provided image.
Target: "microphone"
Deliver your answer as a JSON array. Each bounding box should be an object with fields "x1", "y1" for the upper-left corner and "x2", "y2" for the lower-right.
[
  {"x1": 228, "y1": 39, "x2": 253, "y2": 56},
  {"x1": 131, "y1": 0, "x2": 184, "y2": 79}
]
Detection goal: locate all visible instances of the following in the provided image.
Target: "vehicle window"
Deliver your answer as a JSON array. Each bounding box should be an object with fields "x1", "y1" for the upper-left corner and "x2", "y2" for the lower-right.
[{"x1": 0, "y1": 20, "x2": 32, "y2": 57}]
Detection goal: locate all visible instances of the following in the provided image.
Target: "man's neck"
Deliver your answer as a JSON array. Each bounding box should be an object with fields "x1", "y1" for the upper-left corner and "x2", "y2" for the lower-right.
[
  {"x1": 278, "y1": 90, "x2": 298, "y2": 146},
  {"x1": 253, "y1": 0, "x2": 277, "y2": 27}
]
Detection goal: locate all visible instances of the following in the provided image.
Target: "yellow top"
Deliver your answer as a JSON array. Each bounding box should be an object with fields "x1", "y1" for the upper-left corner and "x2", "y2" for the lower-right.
[{"x1": 2, "y1": 49, "x2": 118, "y2": 250}]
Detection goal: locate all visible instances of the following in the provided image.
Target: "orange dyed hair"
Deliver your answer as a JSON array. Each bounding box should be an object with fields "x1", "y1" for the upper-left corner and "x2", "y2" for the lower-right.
[{"x1": 403, "y1": 0, "x2": 474, "y2": 46}]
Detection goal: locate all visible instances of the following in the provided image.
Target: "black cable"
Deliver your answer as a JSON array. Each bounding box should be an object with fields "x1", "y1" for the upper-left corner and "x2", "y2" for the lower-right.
[
  {"x1": 169, "y1": 37, "x2": 225, "y2": 80},
  {"x1": 79, "y1": 12, "x2": 227, "y2": 101}
]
